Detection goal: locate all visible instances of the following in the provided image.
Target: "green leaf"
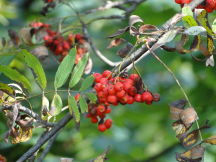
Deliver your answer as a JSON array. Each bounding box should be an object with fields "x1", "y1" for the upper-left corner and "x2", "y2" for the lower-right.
[
  {"x1": 0, "y1": 83, "x2": 15, "y2": 96},
  {"x1": 182, "y1": 6, "x2": 193, "y2": 17},
  {"x1": 68, "y1": 95, "x2": 80, "y2": 122},
  {"x1": 54, "y1": 48, "x2": 76, "y2": 89},
  {"x1": 79, "y1": 75, "x2": 94, "y2": 91},
  {"x1": 212, "y1": 19, "x2": 216, "y2": 33},
  {"x1": 0, "y1": 65, "x2": 31, "y2": 91},
  {"x1": 79, "y1": 96, "x2": 88, "y2": 113},
  {"x1": 50, "y1": 93, "x2": 63, "y2": 116},
  {"x1": 69, "y1": 53, "x2": 89, "y2": 88},
  {"x1": 86, "y1": 92, "x2": 97, "y2": 104},
  {"x1": 17, "y1": 49, "x2": 47, "y2": 90}
]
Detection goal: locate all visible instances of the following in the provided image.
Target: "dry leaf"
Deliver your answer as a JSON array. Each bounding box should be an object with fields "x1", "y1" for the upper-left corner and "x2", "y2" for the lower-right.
[
  {"x1": 84, "y1": 58, "x2": 93, "y2": 75},
  {"x1": 107, "y1": 38, "x2": 125, "y2": 49},
  {"x1": 172, "y1": 120, "x2": 189, "y2": 136},
  {"x1": 169, "y1": 99, "x2": 187, "y2": 120},
  {"x1": 179, "y1": 129, "x2": 199, "y2": 148},
  {"x1": 19, "y1": 28, "x2": 33, "y2": 45},
  {"x1": 31, "y1": 46, "x2": 49, "y2": 60},
  {"x1": 203, "y1": 135, "x2": 216, "y2": 145},
  {"x1": 139, "y1": 24, "x2": 158, "y2": 34},
  {"x1": 117, "y1": 43, "x2": 133, "y2": 58},
  {"x1": 8, "y1": 29, "x2": 20, "y2": 46},
  {"x1": 129, "y1": 15, "x2": 143, "y2": 26},
  {"x1": 180, "y1": 108, "x2": 198, "y2": 127},
  {"x1": 176, "y1": 144, "x2": 204, "y2": 162}
]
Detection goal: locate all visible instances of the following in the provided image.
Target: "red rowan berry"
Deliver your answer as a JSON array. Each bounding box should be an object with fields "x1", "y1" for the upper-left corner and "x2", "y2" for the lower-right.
[
  {"x1": 134, "y1": 94, "x2": 142, "y2": 102},
  {"x1": 98, "y1": 124, "x2": 107, "y2": 132},
  {"x1": 104, "y1": 119, "x2": 112, "y2": 129},
  {"x1": 91, "y1": 117, "x2": 98, "y2": 123},
  {"x1": 142, "y1": 91, "x2": 153, "y2": 103},
  {"x1": 107, "y1": 95, "x2": 118, "y2": 105}
]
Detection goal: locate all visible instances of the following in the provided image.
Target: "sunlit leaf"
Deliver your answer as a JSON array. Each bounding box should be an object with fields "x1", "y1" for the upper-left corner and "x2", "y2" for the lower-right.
[
  {"x1": 0, "y1": 83, "x2": 14, "y2": 96},
  {"x1": 184, "y1": 26, "x2": 206, "y2": 36},
  {"x1": 50, "y1": 93, "x2": 63, "y2": 116},
  {"x1": 182, "y1": 6, "x2": 193, "y2": 17},
  {"x1": 129, "y1": 15, "x2": 143, "y2": 26},
  {"x1": 54, "y1": 48, "x2": 76, "y2": 89}
]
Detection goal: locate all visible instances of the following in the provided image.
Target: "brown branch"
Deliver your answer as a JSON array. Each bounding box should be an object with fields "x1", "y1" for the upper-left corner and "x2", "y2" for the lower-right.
[
  {"x1": 16, "y1": 113, "x2": 73, "y2": 162},
  {"x1": 113, "y1": 0, "x2": 205, "y2": 73}
]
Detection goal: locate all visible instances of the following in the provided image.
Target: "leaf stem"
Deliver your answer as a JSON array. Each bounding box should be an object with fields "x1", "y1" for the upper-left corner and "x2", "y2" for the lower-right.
[{"x1": 147, "y1": 45, "x2": 203, "y2": 141}]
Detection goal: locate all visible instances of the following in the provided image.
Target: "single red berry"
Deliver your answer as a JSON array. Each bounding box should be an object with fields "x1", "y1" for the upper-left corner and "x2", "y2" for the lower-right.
[
  {"x1": 141, "y1": 91, "x2": 153, "y2": 103},
  {"x1": 123, "y1": 83, "x2": 132, "y2": 92},
  {"x1": 75, "y1": 93, "x2": 80, "y2": 101},
  {"x1": 102, "y1": 70, "x2": 112, "y2": 79},
  {"x1": 99, "y1": 78, "x2": 108, "y2": 84},
  {"x1": 108, "y1": 86, "x2": 116, "y2": 95},
  {"x1": 107, "y1": 95, "x2": 118, "y2": 105},
  {"x1": 128, "y1": 86, "x2": 137, "y2": 96},
  {"x1": 97, "y1": 105, "x2": 106, "y2": 112},
  {"x1": 175, "y1": 0, "x2": 182, "y2": 4},
  {"x1": 98, "y1": 124, "x2": 107, "y2": 132},
  {"x1": 129, "y1": 74, "x2": 139, "y2": 80},
  {"x1": 127, "y1": 96, "x2": 134, "y2": 104},
  {"x1": 114, "y1": 82, "x2": 123, "y2": 91},
  {"x1": 104, "y1": 119, "x2": 112, "y2": 129},
  {"x1": 134, "y1": 94, "x2": 142, "y2": 102},
  {"x1": 116, "y1": 90, "x2": 126, "y2": 98},
  {"x1": 93, "y1": 73, "x2": 102, "y2": 83},
  {"x1": 105, "y1": 107, "x2": 112, "y2": 113},
  {"x1": 91, "y1": 117, "x2": 98, "y2": 123}
]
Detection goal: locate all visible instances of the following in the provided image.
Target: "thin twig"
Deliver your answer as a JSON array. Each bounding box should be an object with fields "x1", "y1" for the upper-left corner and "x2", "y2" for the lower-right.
[{"x1": 148, "y1": 47, "x2": 203, "y2": 141}]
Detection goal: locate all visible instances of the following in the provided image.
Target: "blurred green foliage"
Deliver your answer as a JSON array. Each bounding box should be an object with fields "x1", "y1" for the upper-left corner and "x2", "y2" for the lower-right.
[{"x1": 0, "y1": 0, "x2": 216, "y2": 162}]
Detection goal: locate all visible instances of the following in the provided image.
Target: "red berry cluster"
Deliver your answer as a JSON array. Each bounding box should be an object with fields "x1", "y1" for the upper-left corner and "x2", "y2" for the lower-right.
[
  {"x1": 93, "y1": 70, "x2": 159, "y2": 105},
  {"x1": 43, "y1": 29, "x2": 74, "y2": 61},
  {"x1": 175, "y1": 0, "x2": 216, "y2": 12},
  {"x1": 86, "y1": 70, "x2": 160, "y2": 132},
  {"x1": 30, "y1": 22, "x2": 88, "y2": 62},
  {"x1": 197, "y1": 0, "x2": 216, "y2": 12},
  {"x1": 87, "y1": 104, "x2": 112, "y2": 132}
]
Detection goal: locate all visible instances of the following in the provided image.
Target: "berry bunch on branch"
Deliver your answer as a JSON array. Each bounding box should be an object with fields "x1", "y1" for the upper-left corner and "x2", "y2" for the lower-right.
[{"x1": 86, "y1": 70, "x2": 160, "y2": 132}]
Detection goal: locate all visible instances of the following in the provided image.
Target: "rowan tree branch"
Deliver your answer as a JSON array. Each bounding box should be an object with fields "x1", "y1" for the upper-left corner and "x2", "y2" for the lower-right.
[
  {"x1": 16, "y1": 113, "x2": 73, "y2": 162},
  {"x1": 113, "y1": 0, "x2": 205, "y2": 73},
  {"x1": 37, "y1": 133, "x2": 58, "y2": 162},
  {"x1": 2, "y1": 104, "x2": 55, "y2": 127}
]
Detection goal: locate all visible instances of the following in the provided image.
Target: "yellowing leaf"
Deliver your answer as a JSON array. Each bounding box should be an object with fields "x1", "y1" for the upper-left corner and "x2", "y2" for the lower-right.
[{"x1": 203, "y1": 135, "x2": 216, "y2": 145}]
